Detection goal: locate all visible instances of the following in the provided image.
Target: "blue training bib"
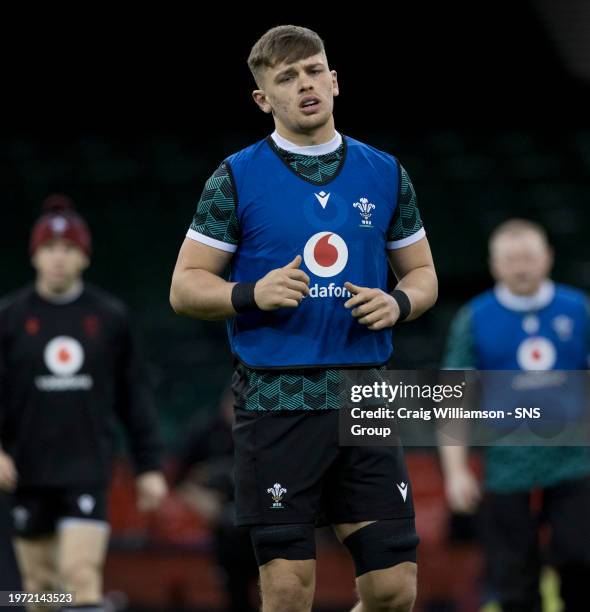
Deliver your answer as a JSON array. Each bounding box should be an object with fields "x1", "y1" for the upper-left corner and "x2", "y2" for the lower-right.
[{"x1": 226, "y1": 135, "x2": 400, "y2": 369}]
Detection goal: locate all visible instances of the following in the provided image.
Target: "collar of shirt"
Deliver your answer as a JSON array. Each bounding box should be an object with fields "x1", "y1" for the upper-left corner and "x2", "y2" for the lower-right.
[
  {"x1": 270, "y1": 130, "x2": 342, "y2": 156},
  {"x1": 35, "y1": 280, "x2": 85, "y2": 305},
  {"x1": 494, "y1": 280, "x2": 555, "y2": 312}
]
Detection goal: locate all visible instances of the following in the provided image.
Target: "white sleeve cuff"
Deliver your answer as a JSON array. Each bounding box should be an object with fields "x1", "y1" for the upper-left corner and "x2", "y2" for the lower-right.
[
  {"x1": 386, "y1": 227, "x2": 426, "y2": 250},
  {"x1": 186, "y1": 228, "x2": 237, "y2": 253}
]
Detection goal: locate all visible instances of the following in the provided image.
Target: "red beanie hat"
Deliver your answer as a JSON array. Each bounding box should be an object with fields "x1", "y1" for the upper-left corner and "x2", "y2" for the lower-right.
[{"x1": 30, "y1": 194, "x2": 92, "y2": 256}]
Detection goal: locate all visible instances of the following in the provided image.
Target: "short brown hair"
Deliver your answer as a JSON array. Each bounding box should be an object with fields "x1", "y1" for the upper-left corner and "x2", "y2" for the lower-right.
[
  {"x1": 248, "y1": 25, "x2": 325, "y2": 85},
  {"x1": 489, "y1": 218, "x2": 549, "y2": 252}
]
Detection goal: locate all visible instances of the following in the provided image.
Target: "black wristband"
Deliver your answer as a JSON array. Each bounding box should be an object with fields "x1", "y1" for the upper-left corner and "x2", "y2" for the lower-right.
[
  {"x1": 231, "y1": 282, "x2": 259, "y2": 314},
  {"x1": 390, "y1": 289, "x2": 411, "y2": 322}
]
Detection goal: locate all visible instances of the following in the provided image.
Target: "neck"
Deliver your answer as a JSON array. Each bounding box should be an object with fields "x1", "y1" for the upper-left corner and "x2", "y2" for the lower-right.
[
  {"x1": 271, "y1": 128, "x2": 342, "y2": 156},
  {"x1": 35, "y1": 278, "x2": 84, "y2": 304},
  {"x1": 494, "y1": 280, "x2": 554, "y2": 312},
  {"x1": 274, "y1": 117, "x2": 336, "y2": 147}
]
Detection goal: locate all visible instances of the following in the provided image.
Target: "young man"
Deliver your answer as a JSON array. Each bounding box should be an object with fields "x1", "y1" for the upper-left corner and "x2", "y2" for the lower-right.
[
  {"x1": 440, "y1": 219, "x2": 590, "y2": 611},
  {"x1": 171, "y1": 26, "x2": 438, "y2": 612},
  {"x1": 0, "y1": 195, "x2": 168, "y2": 612}
]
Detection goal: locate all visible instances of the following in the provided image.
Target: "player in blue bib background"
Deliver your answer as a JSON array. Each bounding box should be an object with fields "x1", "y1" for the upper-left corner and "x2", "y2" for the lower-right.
[
  {"x1": 171, "y1": 24, "x2": 438, "y2": 612},
  {"x1": 440, "y1": 219, "x2": 590, "y2": 611}
]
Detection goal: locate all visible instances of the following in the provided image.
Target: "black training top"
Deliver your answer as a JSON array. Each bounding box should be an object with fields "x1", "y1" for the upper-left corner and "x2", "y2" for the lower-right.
[{"x1": 0, "y1": 283, "x2": 163, "y2": 488}]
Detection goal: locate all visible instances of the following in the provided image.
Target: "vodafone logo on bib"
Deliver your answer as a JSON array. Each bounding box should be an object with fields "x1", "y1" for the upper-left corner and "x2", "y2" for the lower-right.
[
  {"x1": 303, "y1": 232, "x2": 348, "y2": 278},
  {"x1": 516, "y1": 337, "x2": 556, "y2": 371}
]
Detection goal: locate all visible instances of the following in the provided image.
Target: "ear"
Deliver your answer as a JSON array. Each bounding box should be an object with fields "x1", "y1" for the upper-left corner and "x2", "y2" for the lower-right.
[
  {"x1": 80, "y1": 253, "x2": 90, "y2": 271},
  {"x1": 252, "y1": 89, "x2": 273, "y2": 114},
  {"x1": 331, "y1": 69, "x2": 339, "y2": 97},
  {"x1": 488, "y1": 255, "x2": 499, "y2": 281},
  {"x1": 545, "y1": 245, "x2": 554, "y2": 271}
]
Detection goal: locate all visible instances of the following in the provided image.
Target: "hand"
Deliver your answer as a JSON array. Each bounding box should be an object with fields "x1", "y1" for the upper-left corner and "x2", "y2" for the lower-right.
[
  {"x1": 135, "y1": 471, "x2": 168, "y2": 512},
  {"x1": 444, "y1": 466, "x2": 481, "y2": 514},
  {"x1": 344, "y1": 282, "x2": 400, "y2": 330},
  {"x1": 254, "y1": 255, "x2": 310, "y2": 311},
  {"x1": 0, "y1": 450, "x2": 17, "y2": 492},
  {"x1": 177, "y1": 482, "x2": 223, "y2": 526}
]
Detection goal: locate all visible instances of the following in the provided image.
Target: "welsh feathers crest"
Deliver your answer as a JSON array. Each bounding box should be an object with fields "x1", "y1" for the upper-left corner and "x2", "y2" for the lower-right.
[
  {"x1": 353, "y1": 197, "x2": 375, "y2": 226},
  {"x1": 267, "y1": 483, "x2": 287, "y2": 508}
]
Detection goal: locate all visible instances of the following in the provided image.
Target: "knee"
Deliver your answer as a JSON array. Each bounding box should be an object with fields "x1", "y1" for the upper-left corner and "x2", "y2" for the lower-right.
[
  {"x1": 374, "y1": 585, "x2": 416, "y2": 612},
  {"x1": 365, "y1": 564, "x2": 417, "y2": 612},
  {"x1": 261, "y1": 561, "x2": 315, "y2": 612},
  {"x1": 20, "y1": 572, "x2": 47, "y2": 595},
  {"x1": 19, "y1": 563, "x2": 55, "y2": 593},
  {"x1": 269, "y1": 571, "x2": 314, "y2": 600},
  {"x1": 252, "y1": 523, "x2": 316, "y2": 611},
  {"x1": 60, "y1": 559, "x2": 102, "y2": 598}
]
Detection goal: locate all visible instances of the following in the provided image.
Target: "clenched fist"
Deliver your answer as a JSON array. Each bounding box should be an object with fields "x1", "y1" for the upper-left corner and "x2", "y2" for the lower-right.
[
  {"x1": 254, "y1": 255, "x2": 310, "y2": 311},
  {"x1": 344, "y1": 282, "x2": 401, "y2": 331},
  {"x1": 444, "y1": 466, "x2": 481, "y2": 514},
  {"x1": 136, "y1": 471, "x2": 168, "y2": 512}
]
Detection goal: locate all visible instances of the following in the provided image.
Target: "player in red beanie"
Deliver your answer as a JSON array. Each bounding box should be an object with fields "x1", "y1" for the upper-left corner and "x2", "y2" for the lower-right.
[
  {"x1": 29, "y1": 195, "x2": 92, "y2": 301},
  {"x1": 0, "y1": 196, "x2": 167, "y2": 612},
  {"x1": 30, "y1": 194, "x2": 92, "y2": 257}
]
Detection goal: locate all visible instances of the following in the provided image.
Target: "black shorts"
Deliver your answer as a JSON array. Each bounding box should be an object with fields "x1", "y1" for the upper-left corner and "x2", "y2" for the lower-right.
[
  {"x1": 233, "y1": 408, "x2": 415, "y2": 526},
  {"x1": 11, "y1": 486, "x2": 108, "y2": 538}
]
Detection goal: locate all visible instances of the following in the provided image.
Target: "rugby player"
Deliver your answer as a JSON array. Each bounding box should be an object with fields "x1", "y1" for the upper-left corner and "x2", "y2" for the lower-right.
[
  {"x1": 171, "y1": 26, "x2": 438, "y2": 612},
  {"x1": 0, "y1": 195, "x2": 168, "y2": 611}
]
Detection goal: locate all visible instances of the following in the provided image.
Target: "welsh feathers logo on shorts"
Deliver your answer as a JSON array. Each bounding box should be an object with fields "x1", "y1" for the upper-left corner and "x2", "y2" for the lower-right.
[
  {"x1": 303, "y1": 232, "x2": 348, "y2": 278},
  {"x1": 267, "y1": 483, "x2": 287, "y2": 509},
  {"x1": 12, "y1": 506, "x2": 29, "y2": 531},
  {"x1": 77, "y1": 494, "x2": 96, "y2": 515}
]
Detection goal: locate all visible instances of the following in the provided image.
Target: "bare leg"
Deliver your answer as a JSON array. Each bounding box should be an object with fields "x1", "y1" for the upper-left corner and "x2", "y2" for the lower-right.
[
  {"x1": 258, "y1": 558, "x2": 316, "y2": 612},
  {"x1": 334, "y1": 522, "x2": 417, "y2": 612},
  {"x1": 56, "y1": 519, "x2": 109, "y2": 606},
  {"x1": 13, "y1": 535, "x2": 58, "y2": 612}
]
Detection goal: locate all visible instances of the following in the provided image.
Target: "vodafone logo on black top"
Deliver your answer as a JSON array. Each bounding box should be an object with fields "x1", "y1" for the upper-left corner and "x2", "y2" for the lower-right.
[
  {"x1": 44, "y1": 336, "x2": 84, "y2": 376},
  {"x1": 35, "y1": 335, "x2": 93, "y2": 392},
  {"x1": 303, "y1": 232, "x2": 348, "y2": 278}
]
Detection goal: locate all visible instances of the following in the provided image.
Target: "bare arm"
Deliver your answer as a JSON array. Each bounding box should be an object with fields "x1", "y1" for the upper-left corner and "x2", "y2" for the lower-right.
[
  {"x1": 437, "y1": 305, "x2": 480, "y2": 513},
  {"x1": 438, "y1": 444, "x2": 481, "y2": 514},
  {"x1": 170, "y1": 238, "x2": 310, "y2": 321},
  {"x1": 439, "y1": 444, "x2": 470, "y2": 476},
  {"x1": 387, "y1": 236, "x2": 438, "y2": 320},
  {"x1": 344, "y1": 237, "x2": 438, "y2": 330},
  {"x1": 170, "y1": 238, "x2": 236, "y2": 320}
]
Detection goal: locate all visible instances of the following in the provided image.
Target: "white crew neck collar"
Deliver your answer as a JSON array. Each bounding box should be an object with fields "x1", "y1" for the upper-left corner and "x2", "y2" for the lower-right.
[
  {"x1": 270, "y1": 130, "x2": 342, "y2": 156},
  {"x1": 36, "y1": 280, "x2": 84, "y2": 305},
  {"x1": 494, "y1": 280, "x2": 555, "y2": 312}
]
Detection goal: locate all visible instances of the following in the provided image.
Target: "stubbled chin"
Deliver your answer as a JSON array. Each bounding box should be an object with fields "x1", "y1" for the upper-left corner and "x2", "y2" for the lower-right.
[{"x1": 298, "y1": 112, "x2": 329, "y2": 128}]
